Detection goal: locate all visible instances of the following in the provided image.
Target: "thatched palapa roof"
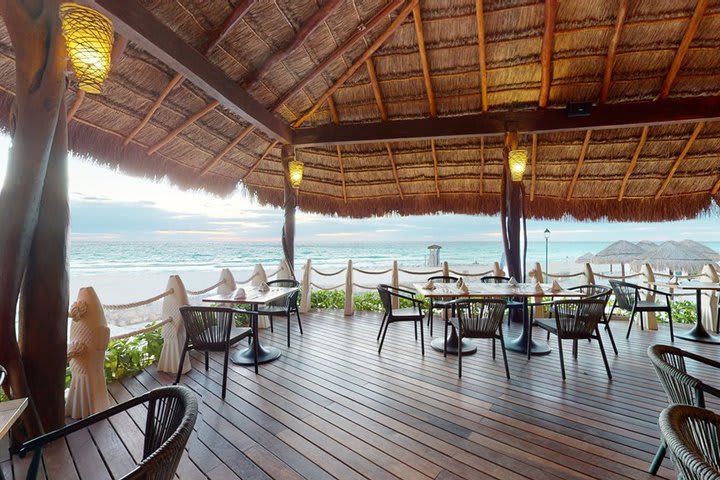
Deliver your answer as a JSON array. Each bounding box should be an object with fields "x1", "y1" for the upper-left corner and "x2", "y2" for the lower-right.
[
  {"x1": 591, "y1": 240, "x2": 645, "y2": 264},
  {"x1": 1, "y1": 0, "x2": 720, "y2": 220}
]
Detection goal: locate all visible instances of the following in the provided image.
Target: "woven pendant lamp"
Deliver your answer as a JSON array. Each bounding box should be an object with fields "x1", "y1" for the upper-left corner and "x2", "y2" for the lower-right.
[
  {"x1": 59, "y1": 3, "x2": 114, "y2": 94},
  {"x1": 288, "y1": 158, "x2": 304, "y2": 188},
  {"x1": 508, "y1": 149, "x2": 528, "y2": 182}
]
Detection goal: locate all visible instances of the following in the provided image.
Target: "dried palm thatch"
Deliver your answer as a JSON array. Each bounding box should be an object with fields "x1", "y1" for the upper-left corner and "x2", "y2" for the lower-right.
[
  {"x1": 637, "y1": 240, "x2": 718, "y2": 271},
  {"x1": 575, "y1": 252, "x2": 594, "y2": 263},
  {"x1": 1, "y1": 0, "x2": 720, "y2": 220},
  {"x1": 592, "y1": 240, "x2": 645, "y2": 265}
]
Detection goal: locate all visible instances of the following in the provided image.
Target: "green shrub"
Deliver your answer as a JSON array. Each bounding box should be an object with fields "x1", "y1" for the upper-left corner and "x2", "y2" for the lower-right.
[
  {"x1": 658, "y1": 300, "x2": 697, "y2": 325},
  {"x1": 311, "y1": 289, "x2": 345, "y2": 309},
  {"x1": 103, "y1": 324, "x2": 164, "y2": 383}
]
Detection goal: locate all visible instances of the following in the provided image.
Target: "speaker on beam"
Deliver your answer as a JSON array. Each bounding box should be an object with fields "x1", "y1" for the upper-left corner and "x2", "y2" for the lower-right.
[{"x1": 566, "y1": 102, "x2": 592, "y2": 118}]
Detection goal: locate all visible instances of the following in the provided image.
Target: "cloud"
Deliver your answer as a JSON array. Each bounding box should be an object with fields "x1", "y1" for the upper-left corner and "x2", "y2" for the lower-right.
[
  {"x1": 155, "y1": 230, "x2": 232, "y2": 236},
  {"x1": 315, "y1": 232, "x2": 358, "y2": 237},
  {"x1": 209, "y1": 221, "x2": 271, "y2": 229}
]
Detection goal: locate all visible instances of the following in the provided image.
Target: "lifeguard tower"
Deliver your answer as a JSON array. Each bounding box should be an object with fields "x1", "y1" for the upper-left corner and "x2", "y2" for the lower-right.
[{"x1": 426, "y1": 244, "x2": 442, "y2": 267}]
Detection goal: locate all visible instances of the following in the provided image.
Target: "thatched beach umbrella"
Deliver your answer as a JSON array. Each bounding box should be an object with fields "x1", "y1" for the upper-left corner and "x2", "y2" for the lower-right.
[
  {"x1": 575, "y1": 252, "x2": 594, "y2": 264},
  {"x1": 637, "y1": 241, "x2": 658, "y2": 251},
  {"x1": 592, "y1": 240, "x2": 645, "y2": 276},
  {"x1": 639, "y1": 241, "x2": 717, "y2": 273},
  {"x1": 677, "y1": 240, "x2": 720, "y2": 261}
]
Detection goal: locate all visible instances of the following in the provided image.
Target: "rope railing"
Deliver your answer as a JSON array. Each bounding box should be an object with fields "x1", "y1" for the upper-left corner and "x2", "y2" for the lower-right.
[
  {"x1": 109, "y1": 317, "x2": 171, "y2": 342},
  {"x1": 654, "y1": 272, "x2": 703, "y2": 279},
  {"x1": 103, "y1": 289, "x2": 174, "y2": 311},
  {"x1": 312, "y1": 267, "x2": 347, "y2": 276},
  {"x1": 449, "y1": 269, "x2": 494, "y2": 277},
  {"x1": 310, "y1": 282, "x2": 344, "y2": 290},
  {"x1": 235, "y1": 272, "x2": 258, "y2": 284},
  {"x1": 352, "y1": 283, "x2": 376, "y2": 290},
  {"x1": 544, "y1": 272, "x2": 585, "y2": 279},
  {"x1": 265, "y1": 268, "x2": 281, "y2": 278},
  {"x1": 186, "y1": 279, "x2": 225, "y2": 296},
  {"x1": 353, "y1": 267, "x2": 392, "y2": 275},
  {"x1": 397, "y1": 268, "x2": 443, "y2": 275},
  {"x1": 594, "y1": 272, "x2": 643, "y2": 280}
]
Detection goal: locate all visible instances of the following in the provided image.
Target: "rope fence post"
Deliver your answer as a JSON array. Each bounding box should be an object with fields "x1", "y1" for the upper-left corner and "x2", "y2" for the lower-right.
[
  {"x1": 493, "y1": 261, "x2": 505, "y2": 277},
  {"x1": 345, "y1": 259, "x2": 353, "y2": 316},
  {"x1": 251, "y1": 264, "x2": 270, "y2": 328},
  {"x1": 530, "y1": 262, "x2": 544, "y2": 320},
  {"x1": 442, "y1": 261, "x2": 449, "y2": 278},
  {"x1": 640, "y1": 263, "x2": 658, "y2": 330},
  {"x1": 701, "y1": 264, "x2": 719, "y2": 332},
  {"x1": 300, "y1": 259, "x2": 312, "y2": 313},
  {"x1": 584, "y1": 263, "x2": 595, "y2": 285},
  {"x1": 277, "y1": 259, "x2": 293, "y2": 280},
  {"x1": 217, "y1": 268, "x2": 235, "y2": 295},
  {"x1": 157, "y1": 275, "x2": 191, "y2": 375},
  {"x1": 392, "y1": 260, "x2": 399, "y2": 309}
]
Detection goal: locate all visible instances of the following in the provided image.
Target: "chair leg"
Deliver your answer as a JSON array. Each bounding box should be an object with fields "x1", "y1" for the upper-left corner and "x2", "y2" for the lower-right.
[
  {"x1": 287, "y1": 313, "x2": 291, "y2": 348},
  {"x1": 296, "y1": 310, "x2": 303, "y2": 335},
  {"x1": 377, "y1": 312, "x2": 387, "y2": 342},
  {"x1": 457, "y1": 323, "x2": 463, "y2": 378},
  {"x1": 222, "y1": 345, "x2": 230, "y2": 399},
  {"x1": 378, "y1": 320, "x2": 391, "y2": 354},
  {"x1": 557, "y1": 335, "x2": 566, "y2": 381},
  {"x1": 419, "y1": 319, "x2": 425, "y2": 356},
  {"x1": 174, "y1": 343, "x2": 188, "y2": 385},
  {"x1": 626, "y1": 308, "x2": 636, "y2": 339},
  {"x1": 605, "y1": 322, "x2": 618, "y2": 355},
  {"x1": 572, "y1": 340, "x2": 578, "y2": 359},
  {"x1": 205, "y1": 351, "x2": 209, "y2": 371},
  {"x1": 268, "y1": 315, "x2": 274, "y2": 333},
  {"x1": 667, "y1": 308, "x2": 674, "y2": 342},
  {"x1": 444, "y1": 316, "x2": 449, "y2": 357},
  {"x1": 492, "y1": 337, "x2": 496, "y2": 359},
  {"x1": 596, "y1": 327, "x2": 612, "y2": 380},
  {"x1": 648, "y1": 439, "x2": 667, "y2": 475},
  {"x1": 499, "y1": 330, "x2": 510, "y2": 379},
  {"x1": 414, "y1": 320, "x2": 418, "y2": 340},
  {"x1": 253, "y1": 332, "x2": 259, "y2": 374},
  {"x1": 640, "y1": 312, "x2": 644, "y2": 331}
]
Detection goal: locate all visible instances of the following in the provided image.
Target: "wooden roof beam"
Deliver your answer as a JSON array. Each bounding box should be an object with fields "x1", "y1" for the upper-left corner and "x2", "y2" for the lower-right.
[
  {"x1": 198, "y1": 125, "x2": 254, "y2": 175},
  {"x1": 565, "y1": 130, "x2": 592, "y2": 200},
  {"x1": 327, "y1": 96, "x2": 347, "y2": 203},
  {"x1": 430, "y1": 139, "x2": 440, "y2": 197},
  {"x1": 712, "y1": 176, "x2": 720, "y2": 195},
  {"x1": 412, "y1": 5, "x2": 436, "y2": 117},
  {"x1": 539, "y1": 0, "x2": 558, "y2": 108},
  {"x1": 366, "y1": 59, "x2": 388, "y2": 121},
  {"x1": 474, "y1": 0, "x2": 488, "y2": 112},
  {"x1": 618, "y1": 126, "x2": 649, "y2": 201},
  {"x1": 242, "y1": 140, "x2": 279, "y2": 180},
  {"x1": 83, "y1": 0, "x2": 291, "y2": 142},
  {"x1": 655, "y1": 121, "x2": 704, "y2": 198},
  {"x1": 386, "y1": 143, "x2": 404, "y2": 199},
  {"x1": 293, "y1": 96, "x2": 720, "y2": 146},
  {"x1": 148, "y1": 100, "x2": 219, "y2": 155},
  {"x1": 292, "y1": 0, "x2": 419, "y2": 127},
  {"x1": 600, "y1": 0, "x2": 628, "y2": 103},
  {"x1": 659, "y1": 0, "x2": 708, "y2": 99},
  {"x1": 529, "y1": 134, "x2": 538, "y2": 201}
]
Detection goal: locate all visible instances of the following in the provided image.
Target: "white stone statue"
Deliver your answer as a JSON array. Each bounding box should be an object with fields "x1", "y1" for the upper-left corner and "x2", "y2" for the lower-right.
[
  {"x1": 66, "y1": 287, "x2": 110, "y2": 419},
  {"x1": 157, "y1": 275, "x2": 191, "y2": 375},
  {"x1": 217, "y1": 268, "x2": 236, "y2": 295}
]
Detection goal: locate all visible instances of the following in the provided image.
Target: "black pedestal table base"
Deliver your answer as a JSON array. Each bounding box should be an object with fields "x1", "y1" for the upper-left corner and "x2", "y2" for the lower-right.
[
  {"x1": 231, "y1": 340, "x2": 282, "y2": 365},
  {"x1": 430, "y1": 326, "x2": 477, "y2": 355}
]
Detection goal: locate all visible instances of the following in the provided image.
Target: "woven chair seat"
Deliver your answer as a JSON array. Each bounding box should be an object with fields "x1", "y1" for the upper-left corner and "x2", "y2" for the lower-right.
[
  {"x1": 257, "y1": 305, "x2": 287, "y2": 315},
  {"x1": 636, "y1": 300, "x2": 669, "y2": 310},
  {"x1": 391, "y1": 307, "x2": 424, "y2": 319}
]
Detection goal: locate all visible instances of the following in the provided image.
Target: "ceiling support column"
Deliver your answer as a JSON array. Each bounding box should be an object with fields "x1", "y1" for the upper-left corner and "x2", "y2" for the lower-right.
[{"x1": 281, "y1": 145, "x2": 297, "y2": 278}]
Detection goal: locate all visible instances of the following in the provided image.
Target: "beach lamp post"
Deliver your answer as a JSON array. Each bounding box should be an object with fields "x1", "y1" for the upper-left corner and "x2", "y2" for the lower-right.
[{"x1": 544, "y1": 228, "x2": 551, "y2": 275}]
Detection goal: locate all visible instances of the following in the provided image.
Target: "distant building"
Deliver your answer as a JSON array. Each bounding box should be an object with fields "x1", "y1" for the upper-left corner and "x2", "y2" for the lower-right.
[{"x1": 427, "y1": 245, "x2": 442, "y2": 267}]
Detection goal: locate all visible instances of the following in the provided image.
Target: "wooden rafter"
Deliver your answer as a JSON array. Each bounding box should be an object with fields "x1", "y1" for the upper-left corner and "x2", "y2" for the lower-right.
[
  {"x1": 66, "y1": 91, "x2": 85, "y2": 121},
  {"x1": 430, "y1": 139, "x2": 440, "y2": 197},
  {"x1": 530, "y1": 134, "x2": 538, "y2": 201},
  {"x1": 539, "y1": 0, "x2": 558, "y2": 108},
  {"x1": 474, "y1": 0, "x2": 488, "y2": 112},
  {"x1": 618, "y1": 126, "x2": 649, "y2": 201},
  {"x1": 147, "y1": 100, "x2": 219, "y2": 155},
  {"x1": 386, "y1": 143, "x2": 404, "y2": 199},
  {"x1": 243, "y1": 0, "x2": 344, "y2": 88},
  {"x1": 199, "y1": 125, "x2": 254, "y2": 175},
  {"x1": 655, "y1": 122, "x2": 704, "y2": 198},
  {"x1": 366, "y1": 58, "x2": 388, "y2": 121},
  {"x1": 712, "y1": 176, "x2": 720, "y2": 195},
  {"x1": 124, "y1": 73, "x2": 183, "y2": 145},
  {"x1": 412, "y1": 5, "x2": 436, "y2": 117},
  {"x1": 293, "y1": 96, "x2": 720, "y2": 146},
  {"x1": 478, "y1": 137, "x2": 484, "y2": 193},
  {"x1": 659, "y1": 0, "x2": 708, "y2": 99},
  {"x1": 241, "y1": 140, "x2": 279, "y2": 180},
  {"x1": 600, "y1": 0, "x2": 628, "y2": 103},
  {"x1": 292, "y1": 0, "x2": 419, "y2": 127},
  {"x1": 565, "y1": 130, "x2": 592, "y2": 200},
  {"x1": 327, "y1": 96, "x2": 347, "y2": 203}
]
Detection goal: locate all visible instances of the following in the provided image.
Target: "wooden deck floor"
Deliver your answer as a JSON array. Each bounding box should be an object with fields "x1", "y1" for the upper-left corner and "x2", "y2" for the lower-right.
[{"x1": 3, "y1": 310, "x2": 719, "y2": 480}]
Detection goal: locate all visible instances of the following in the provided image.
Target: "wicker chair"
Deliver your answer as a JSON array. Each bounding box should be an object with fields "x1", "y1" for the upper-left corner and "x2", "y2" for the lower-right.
[
  {"x1": 446, "y1": 298, "x2": 509, "y2": 379},
  {"x1": 377, "y1": 284, "x2": 425, "y2": 356},
  {"x1": 531, "y1": 294, "x2": 613, "y2": 380},
  {"x1": 0, "y1": 365, "x2": 5, "y2": 387},
  {"x1": 647, "y1": 344, "x2": 720, "y2": 475},
  {"x1": 570, "y1": 285, "x2": 617, "y2": 355},
  {"x1": 659, "y1": 405, "x2": 720, "y2": 480},
  {"x1": 609, "y1": 280, "x2": 674, "y2": 342},
  {"x1": 176, "y1": 306, "x2": 258, "y2": 399},
  {"x1": 257, "y1": 279, "x2": 302, "y2": 347},
  {"x1": 480, "y1": 275, "x2": 524, "y2": 326},
  {"x1": 426, "y1": 275, "x2": 457, "y2": 337},
  {"x1": 16, "y1": 386, "x2": 198, "y2": 480}
]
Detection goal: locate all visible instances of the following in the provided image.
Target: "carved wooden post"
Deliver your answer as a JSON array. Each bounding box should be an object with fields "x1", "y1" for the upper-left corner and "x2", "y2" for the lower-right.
[
  {"x1": 300, "y1": 259, "x2": 312, "y2": 313},
  {"x1": 251, "y1": 264, "x2": 270, "y2": 328},
  {"x1": 640, "y1": 263, "x2": 658, "y2": 330},
  {"x1": 281, "y1": 145, "x2": 297, "y2": 278},
  {"x1": 701, "y1": 264, "x2": 719, "y2": 332},
  {"x1": 217, "y1": 268, "x2": 236, "y2": 295},
  {"x1": 531, "y1": 262, "x2": 544, "y2": 319},
  {"x1": 584, "y1": 263, "x2": 595, "y2": 285},
  {"x1": 277, "y1": 259, "x2": 293, "y2": 280},
  {"x1": 392, "y1": 260, "x2": 400, "y2": 309},
  {"x1": 66, "y1": 287, "x2": 110, "y2": 419},
  {"x1": 344, "y1": 260, "x2": 354, "y2": 316},
  {"x1": 442, "y1": 261, "x2": 449, "y2": 277},
  {"x1": 0, "y1": 0, "x2": 67, "y2": 436},
  {"x1": 157, "y1": 275, "x2": 191, "y2": 374},
  {"x1": 493, "y1": 262, "x2": 505, "y2": 277}
]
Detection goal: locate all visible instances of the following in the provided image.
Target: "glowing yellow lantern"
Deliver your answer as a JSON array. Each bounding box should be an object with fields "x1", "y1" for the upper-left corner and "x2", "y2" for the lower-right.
[
  {"x1": 288, "y1": 159, "x2": 304, "y2": 188},
  {"x1": 60, "y1": 3, "x2": 114, "y2": 94},
  {"x1": 508, "y1": 149, "x2": 528, "y2": 182}
]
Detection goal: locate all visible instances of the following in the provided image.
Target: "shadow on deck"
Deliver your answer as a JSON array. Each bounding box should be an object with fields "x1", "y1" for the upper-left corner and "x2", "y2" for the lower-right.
[{"x1": 3, "y1": 310, "x2": 716, "y2": 479}]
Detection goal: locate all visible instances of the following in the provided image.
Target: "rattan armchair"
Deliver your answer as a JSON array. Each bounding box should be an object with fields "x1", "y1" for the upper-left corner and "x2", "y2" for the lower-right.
[
  {"x1": 0, "y1": 365, "x2": 5, "y2": 388},
  {"x1": 447, "y1": 298, "x2": 509, "y2": 379},
  {"x1": 659, "y1": 405, "x2": 720, "y2": 480},
  {"x1": 16, "y1": 386, "x2": 197, "y2": 480},
  {"x1": 176, "y1": 306, "x2": 258, "y2": 399},
  {"x1": 609, "y1": 280, "x2": 674, "y2": 342},
  {"x1": 377, "y1": 284, "x2": 425, "y2": 356},
  {"x1": 426, "y1": 275, "x2": 457, "y2": 336},
  {"x1": 570, "y1": 285, "x2": 617, "y2": 355},
  {"x1": 647, "y1": 344, "x2": 720, "y2": 475},
  {"x1": 480, "y1": 275, "x2": 524, "y2": 326},
  {"x1": 257, "y1": 279, "x2": 302, "y2": 347}
]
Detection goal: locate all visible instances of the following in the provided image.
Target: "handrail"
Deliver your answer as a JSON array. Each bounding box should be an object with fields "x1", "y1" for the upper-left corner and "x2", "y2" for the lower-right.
[
  {"x1": 353, "y1": 267, "x2": 392, "y2": 275},
  {"x1": 186, "y1": 279, "x2": 225, "y2": 296},
  {"x1": 109, "y1": 318, "x2": 171, "y2": 341},
  {"x1": 103, "y1": 289, "x2": 174, "y2": 311},
  {"x1": 312, "y1": 267, "x2": 347, "y2": 276}
]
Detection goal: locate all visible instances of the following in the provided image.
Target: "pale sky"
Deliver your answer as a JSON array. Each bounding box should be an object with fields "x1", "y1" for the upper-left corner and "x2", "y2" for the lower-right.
[{"x1": 0, "y1": 134, "x2": 718, "y2": 244}]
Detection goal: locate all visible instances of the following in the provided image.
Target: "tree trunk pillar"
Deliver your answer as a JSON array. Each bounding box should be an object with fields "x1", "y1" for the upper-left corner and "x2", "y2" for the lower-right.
[
  {"x1": 501, "y1": 132, "x2": 524, "y2": 323},
  {"x1": 281, "y1": 145, "x2": 297, "y2": 279}
]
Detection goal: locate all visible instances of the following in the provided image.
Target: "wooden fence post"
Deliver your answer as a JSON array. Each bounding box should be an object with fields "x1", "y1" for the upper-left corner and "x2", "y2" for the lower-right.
[
  {"x1": 701, "y1": 264, "x2": 719, "y2": 332},
  {"x1": 493, "y1": 261, "x2": 505, "y2": 277},
  {"x1": 345, "y1": 260, "x2": 354, "y2": 316},
  {"x1": 300, "y1": 259, "x2": 312, "y2": 313},
  {"x1": 584, "y1": 263, "x2": 595, "y2": 285},
  {"x1": 157, "y1": 275, "x2": 191, "y2": 374},
  {"x1": 217, "y1": 268, "x2": 236, "y2": 295},
  {"x1": 277, "y1": 259, "x2": 293, "y2": 280},
  {"x1": 640, "y1": 263, "x2": 658, "y2": 330},
  {"x1": 392, "y1": 260, "x2": 400, "y2": 309},
  {"x1": 442, "y1": 261, "x2": 449, "y2": 277},
  {"x1": 251, "y1": 264, "x2": 270, "y2": 328}
]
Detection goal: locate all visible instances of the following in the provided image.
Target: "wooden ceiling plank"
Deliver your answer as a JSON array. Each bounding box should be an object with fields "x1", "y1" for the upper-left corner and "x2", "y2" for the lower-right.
[
  {"x1": 618, "y1": 126, "x2": 649, "y2": 201},
  {"x1": 85, "y1": 0, "x2": 291, "y2": 142},
  {"x1": 600, "y1": 0, "x2": 628, "y2": 103},
  {"x1": 565, "y1": 130, "x2": 592, "y2": 200},
  {"x1": 474, "y1": 0, "x2": 488, "y2": 112},
  {"x1": 292, "y1": 0, "x2": 420, "y2": 127},
  {"x1": 292, "y1": 96, "x2": 720, "y2": 146},
  {"x1": 366, "y1": 58, "x2": 388, "y2": 121},
  {"x1": 199, "y1": 125, "x2": 254, "y2": 175},
  {"x1": 148, "y1": 100, "x2": 220, "y2": 155},
  {"x1": 242, "y1": 140, "x2": 279, "y2": 180},
  {"x1": 430, "y1": 139, "x2": 440, "y2": 197},
  {"x1": 244, "y1": 0, "x2": 344, "y2": 88},
  {"x1": 659, "y1": 0, "x2": 708, "y2": 99},
  {"x1": 327, "y1": 96, "x2": 347, "y2": 203},
  {"x1": 655, "y1": 121, "x2": 704, "y2": 198},
  {"x1": 412, "y1": 5, "x2": 436, "y2": 117},
  {"x1": 539, "y1": 0, "x2": 558, "y2": 108},
  {"x1": 386, "y1": 143, "x2": 404, "y2": 199},
  {"x1": 530, "y1": 133, "x2": 538, "y2": 201}
]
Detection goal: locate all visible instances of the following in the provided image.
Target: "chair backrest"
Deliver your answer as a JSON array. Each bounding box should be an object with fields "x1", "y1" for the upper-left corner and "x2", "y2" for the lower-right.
[
  {"x1": 0, "y1": 365, "x2": 6, "y2": 388},
  {"x1": 648, "y1": 344, "x2": 704, "y2": 407},
  {"x1": 552, "y1": 296, "x2": 607, "y2": 338},
  {"x1": 428, "y1": 275, "x2": 458, "y2": 283},
  {"x1": 267, "y1": 279, "x2": 300, "y2": 308},
  {"x1": 179, "y1": 306, "x2": 237, "y2": 351},
  {"x1": 480, "y1": 276, "x2": 511, "y2": 284},
  {"x1": 133, "y1": 386, "x2": 198, "y2": 480},
  {"x1": 454, "y1": 298, "x2": 507, "y2": 337},
  {"x1": 377, "y1": 284, "x2": 393, "y2": 313},
  {"x1": 570, "y1": 284, "x2": 611, "y2": 297},
  {"x1": 609, "y1": 280, "x2": 638, "y2": 311},
  {"x1": 659, "y1": 405, "x2": 720, "y2": 480}
]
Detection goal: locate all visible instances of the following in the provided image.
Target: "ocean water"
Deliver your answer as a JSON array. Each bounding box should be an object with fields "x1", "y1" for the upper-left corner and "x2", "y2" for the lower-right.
[{"x1": 69, "y1": 240, "x2": 720, "y2": 275}]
